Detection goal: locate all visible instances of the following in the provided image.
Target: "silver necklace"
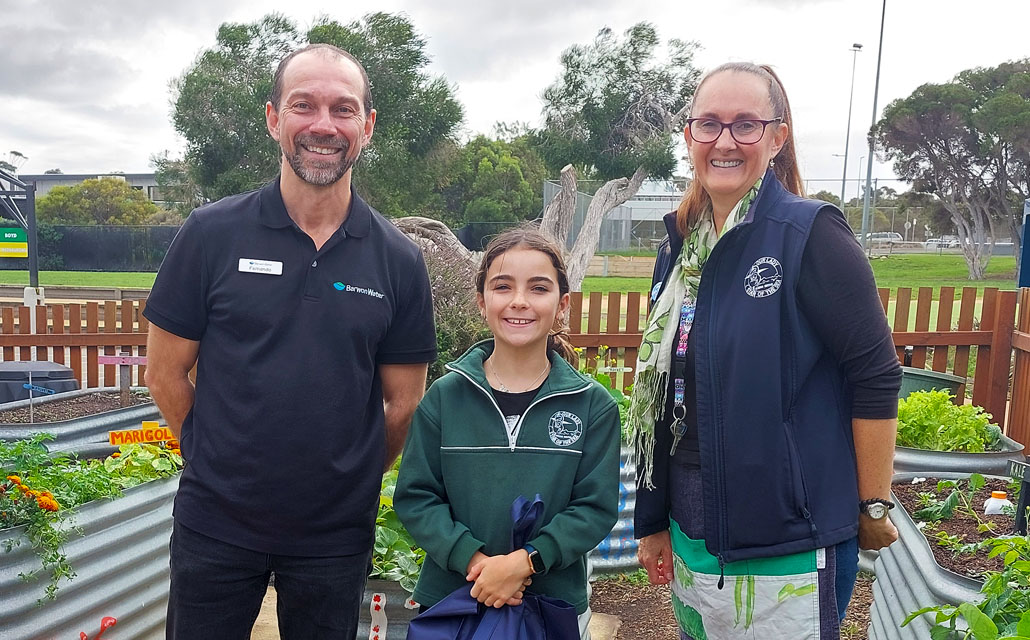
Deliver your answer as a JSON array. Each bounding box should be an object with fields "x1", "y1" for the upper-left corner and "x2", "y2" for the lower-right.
[{"x1": 488, "y1": 358, "x2": 549, "y2": 393}]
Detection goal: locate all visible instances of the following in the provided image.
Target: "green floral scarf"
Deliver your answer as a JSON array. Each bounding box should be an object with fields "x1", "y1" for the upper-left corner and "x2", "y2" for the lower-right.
[{"x1": 629, "y1": 178, "x2": 763, "y2": 488}]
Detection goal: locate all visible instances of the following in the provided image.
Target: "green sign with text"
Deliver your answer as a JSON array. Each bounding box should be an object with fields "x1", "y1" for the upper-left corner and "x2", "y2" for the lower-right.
[{"x1": 1, "y1": 228, "x2": 26, "y2": 243}]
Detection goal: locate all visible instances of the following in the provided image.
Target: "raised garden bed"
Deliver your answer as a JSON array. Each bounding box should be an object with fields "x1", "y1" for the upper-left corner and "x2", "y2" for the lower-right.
[
  {"x1": 1, "y1": 436, "x2": 182, "y2": 640},
  {"x1": 894, "y1": 435, "x2": 1025, "y2": 475},
  {"x1": 868, "y1": 472, "x2": 1026, "y2": 640},
  {"x1": 590, "y1": 446, "x2": 639, "y2": 576},
  {"x1": 0, "y1": 389, "x2": 159, "y2": 459},
  {"x1": 894, "y1": 389, "x2": 1025, "y2": 475}
]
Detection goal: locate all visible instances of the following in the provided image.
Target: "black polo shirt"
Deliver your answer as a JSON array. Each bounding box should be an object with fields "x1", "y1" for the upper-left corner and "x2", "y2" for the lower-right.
[{"x1": 144, "y1": 178, "x2": 437, "y2": 556}]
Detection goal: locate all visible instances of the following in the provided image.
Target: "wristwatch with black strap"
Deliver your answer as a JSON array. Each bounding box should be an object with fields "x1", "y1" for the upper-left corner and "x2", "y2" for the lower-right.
[
  {"x1": 523, "y1": 544, "x2": 545, "y2": 575},
  {"x1": 859, "y1": 498, "x2": 895, "y2": 520}
]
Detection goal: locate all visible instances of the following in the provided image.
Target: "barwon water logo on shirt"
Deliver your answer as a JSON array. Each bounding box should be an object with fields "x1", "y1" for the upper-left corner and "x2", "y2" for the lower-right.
[
  {"x1": 548, "y1": 411, "x2": 583, "y2": 446},
  {"x1": 743, "y1": 257, "x2": 782, "y2": 299},
  {"x1": 332, "y1": 282, "x2": 385, "y2": 299}
]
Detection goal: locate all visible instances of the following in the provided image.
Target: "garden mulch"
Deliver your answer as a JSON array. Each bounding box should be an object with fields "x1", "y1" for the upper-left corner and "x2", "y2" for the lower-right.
[
  {"x1": 0, "y1": 391, "x2": 150, "y2": 423},
  {"x1": 892, "y1": 477, "x2": 1014, "y2": 579},
  {"x1": 591, "y1": 577, "x2": 678, "y2": 638},
  {"x1": 591, "y1": 571, "x2": 875, "y2": 639}
]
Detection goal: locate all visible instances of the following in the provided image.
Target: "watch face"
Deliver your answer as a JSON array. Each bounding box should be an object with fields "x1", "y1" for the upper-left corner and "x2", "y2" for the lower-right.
[
  {"x1": 867, "y1": 503, "x2": 888, "y2": 519},
  {"x1": 529, "y1": 551, "x2": 545, "y2": 574}
]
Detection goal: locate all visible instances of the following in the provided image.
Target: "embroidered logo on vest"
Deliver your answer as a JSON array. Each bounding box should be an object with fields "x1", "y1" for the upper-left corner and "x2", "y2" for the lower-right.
[
  {"x1": 547, "y1": 411, "x2": 583, "y2": 446},
  {"x1": 744, "y1": 257, "x2": 783, "y2": 298}
]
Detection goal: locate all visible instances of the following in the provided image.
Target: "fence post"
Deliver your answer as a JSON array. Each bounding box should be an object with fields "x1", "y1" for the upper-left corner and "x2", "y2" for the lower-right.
[
  {"x1": 1008, "y1": 289, "x2": 1030, "y2": 448},
  {"x1": 986, "y1": 290, "x2": 1017, "y2": 432}
]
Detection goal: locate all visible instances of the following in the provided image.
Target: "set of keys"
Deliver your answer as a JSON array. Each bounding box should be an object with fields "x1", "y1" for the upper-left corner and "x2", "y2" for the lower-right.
[{"x1": 670, "y1": 379, "x2": 688, "y2": 454}]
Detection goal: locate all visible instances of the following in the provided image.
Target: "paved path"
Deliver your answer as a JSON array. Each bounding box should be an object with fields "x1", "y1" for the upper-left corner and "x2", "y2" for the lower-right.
[{"x1": 250, "y1": 585, "x2": 621, "y2": 639}]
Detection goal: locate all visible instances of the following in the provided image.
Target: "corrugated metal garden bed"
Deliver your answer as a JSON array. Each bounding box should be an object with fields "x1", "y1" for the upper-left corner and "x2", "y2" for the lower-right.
[
  {"x1": 0, "y1": 387, "x2": 160, "y2": 459},
  {"x1": 0, "y1": 473, "x2": 179, "y2": 640},
  {"x1": 869, "y1": 472, "x2": 999, "y2": 640}
]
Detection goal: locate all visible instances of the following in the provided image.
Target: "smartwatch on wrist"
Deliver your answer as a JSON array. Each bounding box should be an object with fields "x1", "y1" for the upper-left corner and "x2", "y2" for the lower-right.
[
  {"x1": 523, "y1": 544, "x2": 545, "y2": 575},
  {"x1": 859, "y1": 498, "x2": 895, "y2": 520}
]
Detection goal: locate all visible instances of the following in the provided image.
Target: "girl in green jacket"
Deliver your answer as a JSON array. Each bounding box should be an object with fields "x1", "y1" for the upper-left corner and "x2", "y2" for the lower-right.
[{"x1": 396, "y1": 228, "x2": 622, "y2": 638}]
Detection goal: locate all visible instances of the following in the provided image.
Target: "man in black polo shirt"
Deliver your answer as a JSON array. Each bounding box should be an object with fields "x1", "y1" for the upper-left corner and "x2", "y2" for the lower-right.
[{"x1": 144, "y1": 43, "x2": 437, "y2": 639}]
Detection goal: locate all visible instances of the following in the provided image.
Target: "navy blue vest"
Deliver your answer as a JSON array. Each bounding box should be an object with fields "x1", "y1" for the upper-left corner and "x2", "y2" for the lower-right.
[{"x1": 653, "y1": 171, "x2": 858, "y2": 563}]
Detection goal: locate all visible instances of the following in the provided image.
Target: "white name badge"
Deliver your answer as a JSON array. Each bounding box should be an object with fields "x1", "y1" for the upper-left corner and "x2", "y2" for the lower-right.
[{"x1": 238, "y1": 258, "x2": 283, "y2": 276}]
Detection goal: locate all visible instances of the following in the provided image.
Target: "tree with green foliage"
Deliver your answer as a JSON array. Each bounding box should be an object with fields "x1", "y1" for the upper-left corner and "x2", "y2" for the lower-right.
[
  {"x1": 36, "y1": 178, "x2": 159, "y2": 225},
  {"x1": 441, "y1": 135, "x2": 546, "y2": 227},
  {"x1": 538, "y1": 23, "x2": 700, "y2": 183},
  {"x1": 172, "y1": 14, "x2": 298, "y2": 201},
  {"x1": 150, "y1": 151, "x2": 204, "y2": 217},
  {"x1": 536, "y1": 23, "x2": 701, "y2": 288},
  {"x1": 811, "y1": 190, "x2": 841, "y2": 207},
  {"x1": 170, "y1": 12, "x2": 463, "y2": 217},
  {"x1": 875, "y1": 59, "x2": 1029, "y2": 278},
  {"x1": 308, "y1": 13, "x2": 464, "y2": 218}
]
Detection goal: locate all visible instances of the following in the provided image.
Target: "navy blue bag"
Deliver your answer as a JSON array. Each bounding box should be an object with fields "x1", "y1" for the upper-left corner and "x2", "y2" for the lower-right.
[{"x1": 406, "y1": 495, "x2": 581, "y2": 640}]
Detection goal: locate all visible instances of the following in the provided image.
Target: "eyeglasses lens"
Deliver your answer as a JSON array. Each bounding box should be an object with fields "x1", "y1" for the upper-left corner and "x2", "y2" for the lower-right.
[{"x1": 690, "y1": 119, "x2": 767, "y2": 144}]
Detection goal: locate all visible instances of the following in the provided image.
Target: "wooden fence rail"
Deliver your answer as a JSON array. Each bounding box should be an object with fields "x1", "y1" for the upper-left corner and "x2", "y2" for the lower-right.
[
  {"x1": 0, "y1": 288, "x2": 1026, "y2": 442},
  {"x1": 0, "y1": 300, "x2": 148, "y2": 388},
  {"x1": 564, "y1": 287, "x2": 1025, "y2": 439}
]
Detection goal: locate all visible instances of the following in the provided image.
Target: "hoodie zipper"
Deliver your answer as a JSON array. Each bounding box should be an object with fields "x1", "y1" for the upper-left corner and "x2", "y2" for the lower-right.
[{"x1": 445, "y1": 364, "x2": 592, "y2": 451}]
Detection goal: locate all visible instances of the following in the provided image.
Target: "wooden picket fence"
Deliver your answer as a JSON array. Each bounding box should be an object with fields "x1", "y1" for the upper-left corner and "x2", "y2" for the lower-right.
[
  {"x1": 0, "y1": 288, "x2": 1027, "y2": 445},
  {"x1": 564, "y1": 287, "x2": 1029, "y2": 445},
  {"x1": 0, "y1": 301, "x2": 149, "y2": 388}
]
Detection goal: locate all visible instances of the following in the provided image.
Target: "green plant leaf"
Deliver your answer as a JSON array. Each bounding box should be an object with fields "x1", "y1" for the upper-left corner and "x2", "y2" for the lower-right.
[
  {"x1": 1018, "y1": 610, "x2": 1030, "y2": 636},
  {"x1": 959, "y1": 602, "x2": 998, "y2": 640},
  {"x1": 929, "y1": 627, "x2": 954, "y2": 640}
]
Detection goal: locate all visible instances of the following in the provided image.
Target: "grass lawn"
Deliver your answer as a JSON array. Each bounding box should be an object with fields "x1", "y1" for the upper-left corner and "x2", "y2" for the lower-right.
[
  {"x1": 0, "y1": 271, "x2": 157, "y2": 288},
  {"x1": 868, "y1": 254, "x2": 1018, "y2": 296},
  {"x1": 583, "y1": 254, "x2": 1021, "y2": 298},
  {"x1": 0, "y1": 255, "x2": 1020, "y2": 300}
]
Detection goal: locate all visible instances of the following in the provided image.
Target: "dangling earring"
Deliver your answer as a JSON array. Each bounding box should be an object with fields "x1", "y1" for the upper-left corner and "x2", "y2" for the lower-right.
[{"x1": 769, "y1": 158, "x2": 776, "y2": 168}]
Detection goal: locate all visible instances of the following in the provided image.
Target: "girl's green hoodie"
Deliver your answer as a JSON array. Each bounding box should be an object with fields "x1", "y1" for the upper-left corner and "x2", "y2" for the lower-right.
[{"x1": 395, "y1": 340, "x2": 621, "y2": 614}]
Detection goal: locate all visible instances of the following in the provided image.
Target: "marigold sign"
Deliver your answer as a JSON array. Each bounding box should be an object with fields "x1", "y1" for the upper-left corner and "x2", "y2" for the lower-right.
[{"x1": 108, "y1": 421, "x2": 174, "y2": 445}]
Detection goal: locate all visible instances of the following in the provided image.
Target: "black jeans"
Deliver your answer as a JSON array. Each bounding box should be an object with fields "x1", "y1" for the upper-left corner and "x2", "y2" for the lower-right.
[{"x1": 166, "y1": 520, "x2": 371, "y2": 640}]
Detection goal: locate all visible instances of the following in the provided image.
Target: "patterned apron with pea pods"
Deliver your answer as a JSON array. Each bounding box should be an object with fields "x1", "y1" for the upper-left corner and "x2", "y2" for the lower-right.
[{"x1": 669, "y1": 520, "x2": 824, "y2": 640}]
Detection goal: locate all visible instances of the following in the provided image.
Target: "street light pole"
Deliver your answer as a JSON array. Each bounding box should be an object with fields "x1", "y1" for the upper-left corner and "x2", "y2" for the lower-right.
[
  {"x1": 840, "y1": 43, "x2": 863, "y2": 206},
  {"x1": 860, "y1": 0, "x2": 887, "y2": 253}
]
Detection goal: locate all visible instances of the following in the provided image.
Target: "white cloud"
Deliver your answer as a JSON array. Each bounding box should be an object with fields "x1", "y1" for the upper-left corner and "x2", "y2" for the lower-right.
[{"x1": 1, "y1": 0, "x2": 1026, "y2": 189}]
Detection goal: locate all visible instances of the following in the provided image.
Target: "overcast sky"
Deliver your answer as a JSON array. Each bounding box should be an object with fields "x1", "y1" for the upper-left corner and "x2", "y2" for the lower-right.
[{"x1": 2, "y1": 0, "x2": 1027, "y2": 200}]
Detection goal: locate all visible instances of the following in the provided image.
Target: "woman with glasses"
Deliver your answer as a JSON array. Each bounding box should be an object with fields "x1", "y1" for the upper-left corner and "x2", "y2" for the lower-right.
[{"x1": 627, "y1": 62, "x2": 902, "y2": 639}]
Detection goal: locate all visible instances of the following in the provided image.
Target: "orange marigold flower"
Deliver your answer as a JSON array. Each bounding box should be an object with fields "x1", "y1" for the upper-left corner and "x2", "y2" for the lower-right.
[
  {"x1": 6, "y1": 475, "x2": 22, "y2": 485},
  {"x1": 36, "y1": 495, "x2": 60, "y2": 512}
]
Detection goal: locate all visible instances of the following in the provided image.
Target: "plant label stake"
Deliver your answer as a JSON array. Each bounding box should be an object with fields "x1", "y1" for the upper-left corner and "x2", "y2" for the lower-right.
[
  {"x1": 1008, "y1": 458, "x2": 1030, "y2": 534},
  {"x1": 23, "y1": 378, "x2": 56, "y2": 425},
  {"x1": 98, "y1": 353, "x2": 147, "y2": 407}
]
